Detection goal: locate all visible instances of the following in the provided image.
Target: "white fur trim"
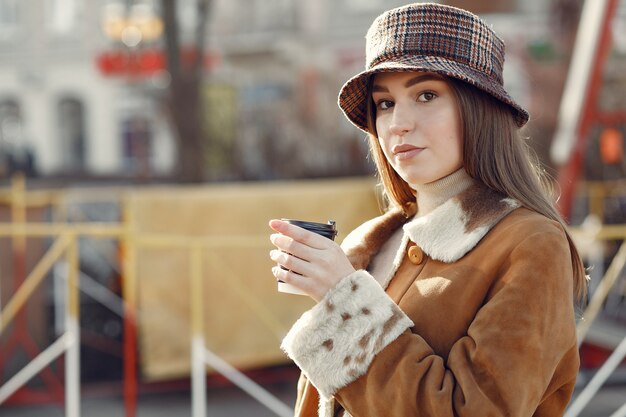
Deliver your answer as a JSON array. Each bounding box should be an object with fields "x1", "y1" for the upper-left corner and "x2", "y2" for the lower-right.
[
  {"x1": 405, "y1": 197, "x2": 520, "y2": 263},
  {"x1": 281, "y1": 270, "x2": 413, "y2": 399},
  {"x1": 318, "y1": 396, "x2": 334, "y2": 417}
]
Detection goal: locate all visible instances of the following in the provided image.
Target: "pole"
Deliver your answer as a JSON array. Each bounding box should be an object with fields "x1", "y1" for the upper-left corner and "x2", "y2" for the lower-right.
[
  {"x1": 121, "y1": 198, "x2": 138, "y2": 417},
  {"x1": 191, "y1": 245, "x2": 207, "y2": 417},
  {"x1": 65, "y1": 234, "x2": 80, "y2": 417}
]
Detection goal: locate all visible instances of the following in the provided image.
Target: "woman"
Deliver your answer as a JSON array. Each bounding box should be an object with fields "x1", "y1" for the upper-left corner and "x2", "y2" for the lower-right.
[{"x1": 269, "y1": 3, "x2": 586, "y2": 416}]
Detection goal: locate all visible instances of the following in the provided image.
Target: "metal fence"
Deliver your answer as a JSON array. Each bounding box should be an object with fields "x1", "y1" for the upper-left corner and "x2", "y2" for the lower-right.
[
  {"x1": 0, "y1": 174, "x2": 625, "y2": 416},
  {"x1": 0, "y1": 174, "x2": 290, "y2": 417}
]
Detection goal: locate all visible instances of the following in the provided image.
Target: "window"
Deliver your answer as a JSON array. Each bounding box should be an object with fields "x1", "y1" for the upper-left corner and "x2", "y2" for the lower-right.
[
  {"x1": 0, "y1": 99, "x2": 22, "y2": 148},
  {"x1": 0, "y1": 99, "x2": 36, "y2": 177},
  {"x1": 0, "y1": 0, "x2": 19, "y2": 39},
  {"x1": 57, "y1": 97, "x2": 86, "y2": 171},
  {"x1": 46, "y1": 0, "x2": 82, "y2": 36},
  {"x1": 122, "y1": 116, "x2": 152, "y2": 176}
]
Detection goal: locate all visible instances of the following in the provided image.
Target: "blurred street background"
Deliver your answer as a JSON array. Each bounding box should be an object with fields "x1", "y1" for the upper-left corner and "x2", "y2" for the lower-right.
[{"x1": 0, "y1": 0, "x2": 625, "y2": 416}]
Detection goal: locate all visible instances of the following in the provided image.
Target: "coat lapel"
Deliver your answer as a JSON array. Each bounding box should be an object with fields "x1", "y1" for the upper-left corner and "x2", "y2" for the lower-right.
[
  {"x1": 405, "y1": 183, "x2": 520, "y2": 263},
  {"x1": 342, "y1": 183, "x2": 520, "y2": 275}
]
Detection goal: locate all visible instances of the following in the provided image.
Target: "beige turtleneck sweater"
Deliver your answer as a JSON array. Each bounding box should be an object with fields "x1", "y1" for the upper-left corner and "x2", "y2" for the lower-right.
[{"x1": 413, "y1": 168, "x2": 475, "y2": 216}]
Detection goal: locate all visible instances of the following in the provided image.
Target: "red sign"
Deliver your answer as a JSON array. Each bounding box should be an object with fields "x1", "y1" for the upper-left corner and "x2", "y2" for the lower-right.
[{"x1": 96, "y1": 48, "x2": 219, "y2": 76}]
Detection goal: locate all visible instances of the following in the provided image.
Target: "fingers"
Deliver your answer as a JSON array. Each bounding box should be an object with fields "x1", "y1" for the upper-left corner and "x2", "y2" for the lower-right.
[
  {"x1": 271, "y1": 266, "x2": 321, "y2": 300},
  {"x1": 268, "y1": 218, "x2": 352, "y2": 303},
  {"x1": 268, "y1": 219, "x2": 329, "y2": 273},
  {"x1": 271, "y1": 266, "x2": 306, "y2": 287},
  {"x1": 269, "y1": 232, "x2": 314, "y2": 261},
  {"x1": 269, "y1": 249, "x2": 313, "y2": 276},
  {"x1": 268, "y1": 219, "x2": 327, "y2": 250}
]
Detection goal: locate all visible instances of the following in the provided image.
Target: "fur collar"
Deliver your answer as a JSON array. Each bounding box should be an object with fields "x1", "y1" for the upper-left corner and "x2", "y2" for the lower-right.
[{"x1": 342, "y1": 183, "x2": 520, "y2": 283}]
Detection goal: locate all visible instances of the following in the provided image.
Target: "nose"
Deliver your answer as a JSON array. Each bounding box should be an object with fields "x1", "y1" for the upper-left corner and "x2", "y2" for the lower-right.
[{"x1": 389, "y1": 102, "x2": 414, "y2": 136}]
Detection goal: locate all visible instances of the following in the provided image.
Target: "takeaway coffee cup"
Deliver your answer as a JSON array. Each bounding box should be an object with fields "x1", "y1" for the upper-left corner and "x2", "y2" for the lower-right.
[{"x1": 277, "y1": 219, "x2": 337, "y2": 295}]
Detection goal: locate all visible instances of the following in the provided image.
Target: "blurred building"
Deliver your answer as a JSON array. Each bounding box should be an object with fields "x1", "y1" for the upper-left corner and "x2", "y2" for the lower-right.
[
  {"x1": 206, "y1": 0, "x2": 561, "y2": 180},
  {"x1": 0, "y1": 0, "x2": 177, "y2": 179},
  {"x1": 0, "y1": 0, "x2": 569, "y2": 181}
]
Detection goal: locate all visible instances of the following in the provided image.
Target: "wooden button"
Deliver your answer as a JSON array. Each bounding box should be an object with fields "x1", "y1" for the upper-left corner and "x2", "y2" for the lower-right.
[{"x1": 407, "y1": 244, "x2": 424, "y2": 265}]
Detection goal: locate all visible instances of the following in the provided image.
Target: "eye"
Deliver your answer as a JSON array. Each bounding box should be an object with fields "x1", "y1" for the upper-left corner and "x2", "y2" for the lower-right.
[
  {"x1": 376, "y1": 100, "x2": 394, "y2": 111},
  {"x1": 418, "y1": 91, "x2": 437, "y2": 102}
]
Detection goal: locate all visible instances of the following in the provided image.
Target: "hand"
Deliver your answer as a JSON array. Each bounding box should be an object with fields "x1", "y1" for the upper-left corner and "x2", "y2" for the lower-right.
[{"x1": 269, "y1": 219, "x2": 356, "y2": 302}]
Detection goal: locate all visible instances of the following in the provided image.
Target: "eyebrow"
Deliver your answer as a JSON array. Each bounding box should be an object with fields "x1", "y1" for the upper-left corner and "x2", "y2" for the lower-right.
[{"x1": 371, "y1": 73, "x2": 445, "y2": 93}]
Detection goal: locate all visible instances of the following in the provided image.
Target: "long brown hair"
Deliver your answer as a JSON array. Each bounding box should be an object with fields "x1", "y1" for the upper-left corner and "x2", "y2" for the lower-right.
[{"x1": 365, "y1": 75, "x2": 587, "y2": 303}]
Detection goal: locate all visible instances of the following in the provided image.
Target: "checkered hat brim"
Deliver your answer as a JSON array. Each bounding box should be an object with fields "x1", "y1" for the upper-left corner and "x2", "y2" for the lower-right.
[{"x1": 338, "y1": 3, "x2": 530, "y2": 133}]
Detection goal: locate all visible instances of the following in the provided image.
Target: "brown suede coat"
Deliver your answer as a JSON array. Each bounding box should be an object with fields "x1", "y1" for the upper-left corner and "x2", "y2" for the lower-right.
[{"x1": 282, "y1": 184, "x2": 579, "y2": 417}]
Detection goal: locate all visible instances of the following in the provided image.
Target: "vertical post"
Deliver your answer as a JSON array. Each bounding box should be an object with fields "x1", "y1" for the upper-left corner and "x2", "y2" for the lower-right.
[
  {"x1": 0, "y1": 173, "x2": 27, "y2": 378},
  {"x1": 553, "y1": 0, "x2": 617, "y2": 219},
  {"x1": 52, "y1": 190, "x2": 68, "y2": 338},
  {"x1": 121, "y1": 198, "x2": 138, "y2": 417},
  {"x1": 190, "y1": 245, "x2": 207, "y2": 417},
  {"x1": 0, "y1": 174, "x2": 27, "y2": 332},
  {"x1": 11, "y1": 172, "x2": 27, "y2": 251},
  {"x1": 65, "y1": 234, "x2": 80, "y2": 417},
  {"x1": 11, "y1": 172, "x2": 27, "y2": 331}
]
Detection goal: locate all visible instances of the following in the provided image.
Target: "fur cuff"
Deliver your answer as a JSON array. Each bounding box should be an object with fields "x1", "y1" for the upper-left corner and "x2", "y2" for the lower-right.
[{"x1": 281, "y1": 270, "x2": 413, "y2": 399}]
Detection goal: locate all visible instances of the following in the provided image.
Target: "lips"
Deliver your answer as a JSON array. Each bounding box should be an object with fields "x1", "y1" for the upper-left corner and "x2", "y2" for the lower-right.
[{"x1": 392, "y1": 144, "x2": 424, "y2": 160}]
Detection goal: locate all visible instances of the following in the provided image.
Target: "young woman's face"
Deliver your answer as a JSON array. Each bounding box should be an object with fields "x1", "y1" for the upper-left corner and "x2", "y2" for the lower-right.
[{"x1": 372, "y1": 72, "x2": 464, "y2": 186}]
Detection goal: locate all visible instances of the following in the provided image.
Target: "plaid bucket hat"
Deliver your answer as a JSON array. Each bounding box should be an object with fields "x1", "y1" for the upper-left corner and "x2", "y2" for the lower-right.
[{"x1": 338, "y1": 2, "x2": 529, "y2": 132}]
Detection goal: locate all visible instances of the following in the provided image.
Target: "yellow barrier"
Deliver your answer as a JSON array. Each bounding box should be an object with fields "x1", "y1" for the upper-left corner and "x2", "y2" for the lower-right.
[
  {"x1": 0, "y1": 173, "x2": 382, "y2": 417},
  {"x1": 0, "y1": 175, "x2": 624, "y2": 417}
]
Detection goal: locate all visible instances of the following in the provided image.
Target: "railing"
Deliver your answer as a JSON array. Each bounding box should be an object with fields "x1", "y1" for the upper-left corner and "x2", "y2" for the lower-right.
[
  {"x1": 0, "y1": 174, "x2": 292, "y2": 417},
  {"x1": 565, "y1": 179, "x2": 626, "y2": 417},
  {"x1": 0, "y1": 232, "x2": 80, "y2": 415},
  {"x1": 1, "y1": 174, "x2": 624, "y2": 416},
  {"x1": 565, "y1": 232, "x2": 626, "y2": 417}
]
